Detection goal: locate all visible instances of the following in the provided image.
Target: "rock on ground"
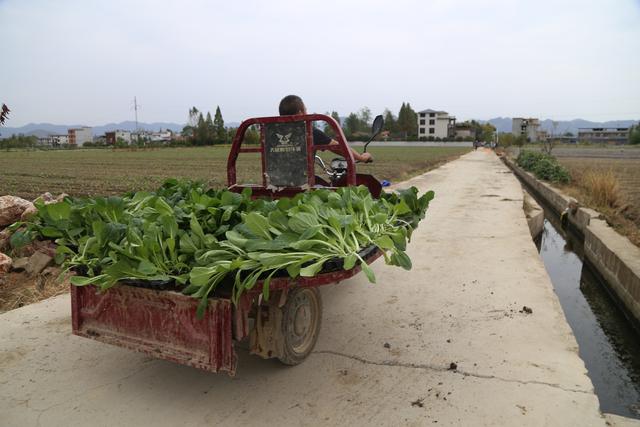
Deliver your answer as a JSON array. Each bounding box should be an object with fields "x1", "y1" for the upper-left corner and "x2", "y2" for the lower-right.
[
  {"x1": 0, "y1": 228, "x2": 11, "y2": 252},
  {"x1": 0, "y1": 252, "x2": 11, "y2": 274},
  {"x1": 0, "y1": 196, "x2": 34, "y2": 227},
  {"x1": 19, "y1": 205, "x2": 38, "y2": 221},
  {"x1": 25, "y1": 252, "x2": 53, "y2": 276},
  {"x1": 10, "y1": 257, "x2": 29, "y2": 271},
  {"x1": 13, "y1": 240, "x2": 57, "y2": 259}
]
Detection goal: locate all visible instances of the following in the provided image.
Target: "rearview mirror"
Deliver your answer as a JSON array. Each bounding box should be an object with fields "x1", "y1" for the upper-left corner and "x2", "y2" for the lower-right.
[
  {"x1": 363, "y1": 115, "x2": 385, "y2": 153},
  {"x1": 371, "y1": 115, "x2": 384, "y2": 137}
]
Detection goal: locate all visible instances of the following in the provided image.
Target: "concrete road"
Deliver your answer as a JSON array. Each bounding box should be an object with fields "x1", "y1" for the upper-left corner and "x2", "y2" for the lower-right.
[
  {"x1": 349, "y1": 141, "x2": 473, "y2": 148},
  {"x1": 0, "y1": 150, "x2": 614, "y2": 426}
]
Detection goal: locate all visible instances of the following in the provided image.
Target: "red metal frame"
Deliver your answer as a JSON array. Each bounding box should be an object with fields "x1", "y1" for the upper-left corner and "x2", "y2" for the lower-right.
[{"x1": 227, "y1": 114, "x2": 356, "y2": 197}]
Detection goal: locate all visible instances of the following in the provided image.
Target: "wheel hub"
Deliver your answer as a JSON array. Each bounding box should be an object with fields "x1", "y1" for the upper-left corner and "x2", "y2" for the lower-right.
[{"x1": 286, "y1": 289, "x2": 319, "y2": 355}]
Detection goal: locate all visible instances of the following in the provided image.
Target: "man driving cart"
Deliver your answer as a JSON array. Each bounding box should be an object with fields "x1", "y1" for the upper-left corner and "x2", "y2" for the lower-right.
[{"x1": 278, "y1": 95, "x2": 373, "y2": 163}]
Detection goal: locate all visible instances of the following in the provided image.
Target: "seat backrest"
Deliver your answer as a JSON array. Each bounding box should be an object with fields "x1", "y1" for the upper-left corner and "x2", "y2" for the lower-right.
[
  {"x1": 263, "y1": 121, "x2": 308, "y2": 188},
  {"x1": 227, "y1": 114, "x2": 356, "y2": 198}
]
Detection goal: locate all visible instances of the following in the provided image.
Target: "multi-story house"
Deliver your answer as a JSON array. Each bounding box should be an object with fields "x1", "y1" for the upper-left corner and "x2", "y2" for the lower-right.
[
  {"x1": 68, "y1": 127, "x2": 92, "y2": 146},
  {"x1": 105, "y1": 130, "x2": 132, "y2": 145},
  {"x1": 417, "y1": 109, "x2": 456, "y2": 139},
  {"x1": 511, "y1": 118, "x2": 540, "y2": 142},
  {"x1": 51, "y1": 134, "x2": 69, "y2": 146}
]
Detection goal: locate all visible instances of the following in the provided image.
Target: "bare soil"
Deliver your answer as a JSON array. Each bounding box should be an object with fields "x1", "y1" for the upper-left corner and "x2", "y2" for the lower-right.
[{"x1": 0, "y1": 267, "x2": 71, "y2": 314}]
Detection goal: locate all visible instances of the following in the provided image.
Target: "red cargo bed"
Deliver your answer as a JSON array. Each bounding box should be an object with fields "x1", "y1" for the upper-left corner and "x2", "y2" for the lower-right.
[
  {"x1": 70, "y1": 247, "x2": 383, "y2": 375},
  {"x1": 71, "y1": 285, "x2": 237, "y2": 374}
]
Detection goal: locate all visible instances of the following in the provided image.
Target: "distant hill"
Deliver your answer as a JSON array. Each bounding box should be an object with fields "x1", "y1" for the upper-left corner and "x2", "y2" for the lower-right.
[
  {"x1": 0, "y1": 121, "x2": 184, "y2": 138},
  {"x1": 0, "y1": 120, "x2": 241, "y2": 139},
  {"x1": 486, "y1": 117, "x2": 639, "y2": 135},
  {"x1": 3, "y1": 118, "x2": 637, "y2": 139}
]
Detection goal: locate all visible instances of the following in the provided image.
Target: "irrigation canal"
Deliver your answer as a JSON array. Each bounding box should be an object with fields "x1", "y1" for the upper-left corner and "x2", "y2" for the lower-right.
[{"x1": 536, "y1": 212, "x2": 640, "y2": 418}]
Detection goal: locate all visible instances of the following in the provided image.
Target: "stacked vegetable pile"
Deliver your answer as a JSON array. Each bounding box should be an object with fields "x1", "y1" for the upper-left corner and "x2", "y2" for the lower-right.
[{"x1": 11, "y1": 180, "x2": 433, "y2": 315}]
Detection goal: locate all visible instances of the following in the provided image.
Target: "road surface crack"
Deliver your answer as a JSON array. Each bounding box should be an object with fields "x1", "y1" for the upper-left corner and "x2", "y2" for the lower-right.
[
  {"x1": 313, "y1": 350, "x2": 591, "y2": 395},
  {"x1": 30, "y1": 362, "x2": 157, "y2": 426}
]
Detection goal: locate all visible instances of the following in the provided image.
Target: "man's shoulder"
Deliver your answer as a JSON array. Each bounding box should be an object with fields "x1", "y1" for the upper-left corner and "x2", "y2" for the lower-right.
[{"x1": 312, "y1": 127, "x2": 332, "y2": 145}]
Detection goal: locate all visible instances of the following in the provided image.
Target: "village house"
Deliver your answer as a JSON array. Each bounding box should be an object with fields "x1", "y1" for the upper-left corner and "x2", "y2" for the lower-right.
[
  {"x1": 417, "y1": 109, "x2": 456, "y2": 139},
  {"x1": 67, "y1": 127, "x2": 92, "y2": 146}
]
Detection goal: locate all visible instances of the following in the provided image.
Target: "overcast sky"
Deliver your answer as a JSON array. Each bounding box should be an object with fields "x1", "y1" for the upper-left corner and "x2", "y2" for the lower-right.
[{"x1": 1, "y1": 0, "x2": 639, "y2": 126}]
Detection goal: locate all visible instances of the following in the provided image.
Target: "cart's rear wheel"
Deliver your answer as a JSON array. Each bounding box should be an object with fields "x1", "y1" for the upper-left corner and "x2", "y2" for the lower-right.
[{"x1": 278, "y1": 287, "x2": 322, "y2": 365}]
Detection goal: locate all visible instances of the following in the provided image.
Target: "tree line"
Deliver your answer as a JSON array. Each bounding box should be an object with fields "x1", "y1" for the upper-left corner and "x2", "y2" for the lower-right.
[
  {"x1": 324, "y1": 103, "x2": 420, "y2": 140},
  {"x1": 182, "y1": 106, "x2": 228, "y2": 145},
  {"x1": 182, "y1": 103, "x2": 429, "y2": 145},
  {"x1": 0, "y1": 134, "x2": 38, "y2": 150},
  {"x1": 325, "y1": 103, "x2": 495, "y2": 142}
]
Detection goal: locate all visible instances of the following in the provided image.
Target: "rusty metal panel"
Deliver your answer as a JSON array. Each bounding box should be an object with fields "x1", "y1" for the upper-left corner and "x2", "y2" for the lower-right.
[
  {"x1": 227, "y1": 114, "x2": 358, "y2": 191},
  {"x1": 71, "y1": 285, "x2": 237, "y2": 375},
  {"x1": 264, "y1": 122, "x2": 308, "y2": 188}
]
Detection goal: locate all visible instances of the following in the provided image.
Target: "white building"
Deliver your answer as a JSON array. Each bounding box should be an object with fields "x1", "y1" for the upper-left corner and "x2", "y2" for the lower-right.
[
  {"x1": 417, "y1": 109, "x2": 455, "y2": 139},
  {"x1": 578, "y1": 127, "x2": 630, "y2": 144},
  {"x1": 454, "y1": 126, "x2": 474, "y2": 139},
  {"x1": 38, "y1": 134, "x2": 71, "y2": 147},
  {"x1": 512, "y1": 118, "x2": 540, "y2": 142},
  {"x1": 37, "y1": 136, "x2": 54, "y2": 146},
  {"x1": 105, "y1": 130, "x2": 132, "y2": 145},
  {"x1": 51, "y1": 134, "x2": 69, "y2": 145},
  {"x1": 115, "y1": 130, "x2": 132, "y2": 144},
  {"x1": 150, "y1": 130, "x2": 172, "y2": 143},
  {"x1": 68, "y1": 127, "x2": 92, "y2": 146}
]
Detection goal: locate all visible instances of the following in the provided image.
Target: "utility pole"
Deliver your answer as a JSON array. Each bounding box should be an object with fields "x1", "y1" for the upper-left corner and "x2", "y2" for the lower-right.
[
  {"x1": 133, "y1": 96, "x2": 139, "y2": 132},
  {"x1": 132, "y1": 96, "x2": 142, "y2": 146}
]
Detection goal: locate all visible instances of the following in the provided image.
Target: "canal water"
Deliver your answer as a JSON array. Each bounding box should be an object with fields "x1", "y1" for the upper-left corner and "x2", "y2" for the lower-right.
[{"x1": 536, "y1": 217, "x2": 640, "y2": 418}]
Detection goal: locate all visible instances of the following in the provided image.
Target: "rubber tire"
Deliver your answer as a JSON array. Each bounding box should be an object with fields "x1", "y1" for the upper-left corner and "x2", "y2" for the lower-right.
[{"x1": 278, "y1": 287, "x2": 323, "y2": 366}]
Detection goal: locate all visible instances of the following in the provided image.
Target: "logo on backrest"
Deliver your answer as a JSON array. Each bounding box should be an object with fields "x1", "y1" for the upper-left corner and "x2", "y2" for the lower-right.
[
  {"x1": 276, "y1": 133, "x2": 292, "y2": 145},
  {"x1": 271, "y1": 132, "x2": 301, "y2": 153}
]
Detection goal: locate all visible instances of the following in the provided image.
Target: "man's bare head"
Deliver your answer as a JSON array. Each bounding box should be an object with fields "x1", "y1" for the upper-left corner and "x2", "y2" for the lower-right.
[{"x1": 279, "y1": 95, "x2": 306, "y2": 116}]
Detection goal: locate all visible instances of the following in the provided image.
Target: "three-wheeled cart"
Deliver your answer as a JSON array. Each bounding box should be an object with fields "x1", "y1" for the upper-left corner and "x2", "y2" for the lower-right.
[{"x1": 71, "y1": 114, "x2": 385, "y2": 376}]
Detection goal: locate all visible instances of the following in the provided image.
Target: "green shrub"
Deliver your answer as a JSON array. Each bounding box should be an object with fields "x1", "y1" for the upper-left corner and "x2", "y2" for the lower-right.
[{"x1": 516, "y1": 150, "x2": 570, "y2": 183}]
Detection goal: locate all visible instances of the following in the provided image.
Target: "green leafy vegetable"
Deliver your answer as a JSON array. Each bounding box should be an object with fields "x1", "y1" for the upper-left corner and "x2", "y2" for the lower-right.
[{"x1": 19, "y1": 180, "x2": 434, "y2": 318}]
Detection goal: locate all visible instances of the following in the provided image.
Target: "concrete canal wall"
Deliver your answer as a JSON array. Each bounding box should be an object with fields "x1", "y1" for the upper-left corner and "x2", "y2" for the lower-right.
[
  {"x1": 523, "y1": 190, "x2": 544, "y2": 239},
  {"x1": 503, "y1": 156, "x2": 640, "y2": 327}
]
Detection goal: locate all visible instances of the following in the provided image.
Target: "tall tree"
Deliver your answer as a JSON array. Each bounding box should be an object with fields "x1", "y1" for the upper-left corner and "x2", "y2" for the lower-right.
[
  {"x1": 188, "y1": 107, "x2": 199, "y2": 128},
  {"x1": 330, "y1": 111, "x2": 341, "y2": 136},
  {"x1": 383, "y1": 108, "x2": 397, "y2": 134},
  {"x1": 397, "y1": 102, "x2": 414, "y2": 138},
  {"x1": 358, "y1": 107, "x2": 372, "y2": 129},
  {"x1": 480, "y1": 123, "x2": 496, "y2": 143},
  {"x1": 405, "y1": 103, "x2": 417, "y2": 138},
  {"x1": 196, "y1": 113, "x2": 207, "y2": 145},
  {"x1": 205, "y1": 112, "x2": 215, "y2": 144},
  {"x1": 344, "y1": 112, "x2": 361, "y2": 136},
  {"x1": 183, "y1": 106, "x2": 200, "y2": 140},
  {"x1": 213, "y1": 106, "x2": 226, "y2": 144},
  {"x1": 244, "y1": 125, "x2": 260, "y2": 145},
  {"x1": 323, "y1": 111, "x2": 341, "y2": 136},
  {"x1": 629, "y1": 124, "x2": 640, "y2": 145}
]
